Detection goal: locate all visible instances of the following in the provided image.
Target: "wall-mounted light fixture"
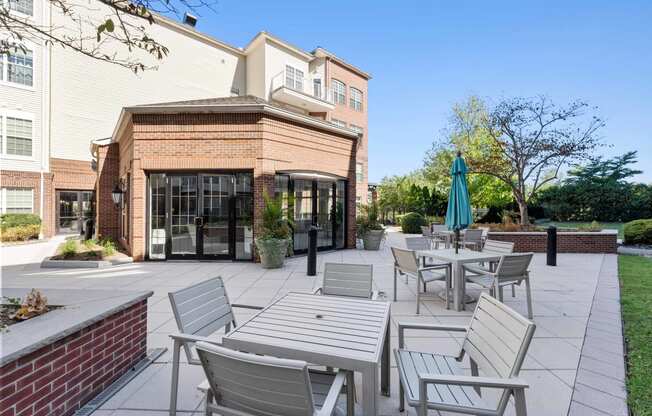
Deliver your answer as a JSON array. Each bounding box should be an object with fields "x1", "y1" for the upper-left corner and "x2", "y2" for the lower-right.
[{"x1": 111, "y1": 184, "x2": 123, "y2": 206}]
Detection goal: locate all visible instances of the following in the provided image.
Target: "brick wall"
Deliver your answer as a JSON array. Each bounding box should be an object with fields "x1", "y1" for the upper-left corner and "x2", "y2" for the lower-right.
[
  {"x1": 0, "y1": 170, "x2": 55, "y2": 237},
  {"x1": 487, "y1": 232, "x2": 618, "y2": 253},
  {"x1": 95, "y1": 144, "x2": 121, "y2": 242},
  {"x1": 0, "y1": 300, "x2": 147, "y2": 416},
  {"x1": 100, "y1": 111, "x2": 358, "y2": 259}
]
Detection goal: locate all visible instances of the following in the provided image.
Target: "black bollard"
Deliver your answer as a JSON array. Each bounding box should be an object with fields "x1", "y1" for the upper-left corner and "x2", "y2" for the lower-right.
[
  {"x1": 547, "y1": 226, "x2": 557, "y2": 266},
  {"x1": 307, "y1": 225, "x2": 318, "y2": 276},
  {"x1": 84, "y1": 218, "x2": 95, "y2": 240}
]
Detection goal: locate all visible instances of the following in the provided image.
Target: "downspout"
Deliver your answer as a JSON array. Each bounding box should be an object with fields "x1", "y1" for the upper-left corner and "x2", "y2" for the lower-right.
[{"x1": 39, "y1": 0, "x2": 53, "y2": 239}]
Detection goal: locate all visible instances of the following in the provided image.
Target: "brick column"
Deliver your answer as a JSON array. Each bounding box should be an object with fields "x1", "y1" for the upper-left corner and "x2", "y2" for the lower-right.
[
  {"x1": 96, "y1": 144, "x2": 120, "y2": 241},
  {"x1": 129, "y1": 161, "x2": 147, "y2": 261},
  {"x1": 253, "y1": 172, "x2": 276, "y2": 240}
]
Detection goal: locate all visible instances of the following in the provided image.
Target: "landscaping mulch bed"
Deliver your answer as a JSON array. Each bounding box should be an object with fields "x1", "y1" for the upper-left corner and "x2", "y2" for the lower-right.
[
  {"x1": 0, "y1": 304, "x2": 62, "y2": 330},
  {"x1": 50, "y1": 239, "x2": 130, "y2": 261}
]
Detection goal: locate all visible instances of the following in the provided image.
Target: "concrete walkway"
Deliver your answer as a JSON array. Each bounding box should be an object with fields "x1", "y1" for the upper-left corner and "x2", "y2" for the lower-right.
[
  {"x1": 0, "y1": 234, "x2": 66, "y2": 268},
  {"x1": 1, "y1": 231, "x2": 627, "y2": 415}
]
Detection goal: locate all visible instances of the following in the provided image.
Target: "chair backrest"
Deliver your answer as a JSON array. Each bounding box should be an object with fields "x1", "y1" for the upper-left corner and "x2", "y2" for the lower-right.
[
  {"x1": 482, "y1": 239, "x2": 514, "y2": 254},
  {"x1": 464, "y1": 229, "x2": 484, "y2": 243},
  {"x1": 169, "y1": 277, "x2": 235, "y2": 362},
  {"x1": 420, "y1": 226, "x2": 432, "y2": 237},
  {"x1": 196, "y1": 342, "x2": 315, "y2": 416},
  {"x1": 322, "y1": 263, "x2": 373, "y2": 298},
  {"x1": 405, "y1": 237, "x2": 431, "y2": 251},
  {"x1": 495, "y1": 253, "x2": 533, "y2": 279},
  {"x1": 431, "y1": 224, "x2": 447, "y2": 232},
  {"x1": 462, "y1": 294, "x2": 536, "y2": 411},
  {"x1": 391, "y1": 246, "x2": 420, "y2": 275}
]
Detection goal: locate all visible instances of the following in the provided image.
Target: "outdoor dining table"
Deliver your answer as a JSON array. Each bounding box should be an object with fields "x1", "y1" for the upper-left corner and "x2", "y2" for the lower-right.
[
  {"x1": 223, "y1": 292, "x2": 391, "y2": 416},
  {"x1": 416, "y1": 248, "x2": 501, "y2": 311}
]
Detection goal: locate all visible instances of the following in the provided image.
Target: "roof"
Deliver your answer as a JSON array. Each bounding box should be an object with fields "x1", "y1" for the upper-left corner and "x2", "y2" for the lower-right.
[
  {"x1": 107, "y1": 95, "x2": 360, "y2": 145},
  {"x1": 312, "y1": 47, "x2": 372, "y2": 80}
]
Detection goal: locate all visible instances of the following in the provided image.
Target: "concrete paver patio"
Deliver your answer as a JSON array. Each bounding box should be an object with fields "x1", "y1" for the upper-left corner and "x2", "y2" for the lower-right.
[{"x1": 1, "y1": 231, "x2": 625, "y2": 415}]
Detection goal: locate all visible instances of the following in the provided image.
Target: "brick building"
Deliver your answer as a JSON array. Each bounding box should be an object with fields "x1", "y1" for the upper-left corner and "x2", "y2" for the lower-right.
[{"x1": 1, "y1": 1, "x2": 371, "y2": 261}]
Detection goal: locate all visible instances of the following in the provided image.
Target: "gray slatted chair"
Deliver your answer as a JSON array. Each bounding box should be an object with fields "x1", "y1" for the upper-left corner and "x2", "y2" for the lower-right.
[
  {"x1": 463, "y1": 253, "x2": 534, "y2": 318},
  {"x1": 395, "y1": 293, "x2": 536, "y2": 416},
  {"x1": 405, "y1": 237, "x2": 452, "y2": 291},
  {"x1": 168, "y1": 277, "x2": 263, "y2": 416},
  {"x1": 391, "y1": 246, "x2": 451, "y2": 313},
  {"x1": 314, "y1": 262, "x2": 379, "y2": 300},
  {"x1": 195, "y1": 341, "x2": 354, "y2": 416},
  {"x1": 430, "y1": 224, "x2": 450, "y2": 249},
  {"x1": 462, "y1": 229, "x2": 484, "y2": 251}
]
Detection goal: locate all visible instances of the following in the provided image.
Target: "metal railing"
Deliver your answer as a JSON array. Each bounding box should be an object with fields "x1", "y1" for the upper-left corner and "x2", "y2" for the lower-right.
[{"x1": 270, "y1": 70, "x2": 334, "y2": 104}]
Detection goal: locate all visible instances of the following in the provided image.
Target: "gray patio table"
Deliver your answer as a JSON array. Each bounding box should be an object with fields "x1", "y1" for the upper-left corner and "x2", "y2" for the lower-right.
[
  {"x1": 223, "y1": 292, "x2": 391, "y2": 416},
  {"x1": 416, "y1": 248, "x2": 501, "y2": 311}
]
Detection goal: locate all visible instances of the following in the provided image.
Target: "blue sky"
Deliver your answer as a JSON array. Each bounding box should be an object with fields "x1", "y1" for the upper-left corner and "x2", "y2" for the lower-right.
[{"x1": 190, "y1": 0, "x2": 652, "y2": 183}]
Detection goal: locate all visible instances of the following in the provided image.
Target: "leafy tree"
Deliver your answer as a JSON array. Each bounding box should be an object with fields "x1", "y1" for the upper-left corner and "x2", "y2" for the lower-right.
[
  {"x1": 464, "y1": 96, "x2": 604, "y2": 224},
  {"x1": 1, "y1": 0, "x2": 215, "y2": 72}
]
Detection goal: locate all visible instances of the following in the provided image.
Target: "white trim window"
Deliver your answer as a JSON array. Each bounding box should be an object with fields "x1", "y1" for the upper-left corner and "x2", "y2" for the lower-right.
[
  {"x1": 350, "y1": 87, "x2": 363, "y2": 111},
  {"x1": 356, "y1": 163, "x2": 364, "y2": 183},
  {"x1": 331, "y1": 79, "x2": 346, "y2": 104},
  {"x1": 1, "y1": 115, "x2": 33, "y2": 157},
  {"x1": 285, "y1": 65, "x2": 304, "y2": 92},
  {"x1": 1, "y1": 46, "x2": 34, "y2": 87},
  {"x1": 1, "y1": 0, "x2": 33, "y2": 15},
  {"x1": 331, "y1": 118, "x2": 347, "y2": 128},
  {"x1": 1, "y1": 188, "x2": 34, "y2": 213}
]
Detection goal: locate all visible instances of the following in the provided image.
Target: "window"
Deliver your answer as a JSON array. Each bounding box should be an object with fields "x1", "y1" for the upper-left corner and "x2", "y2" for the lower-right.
[
  {"x1": 331, "y1": 118, "x2": 347, "y2": 128},
  {"x1": 285, "y1": 65, "x2": 304, "y2": 91},
  {"x1": 313, "y1": 79, "x2": 322, "y2": 98},
  {"x1": 4, "y1": 116, "x2": 32, "y2": 156},
  {"x1": 2, "y1": 188, "x2": 33, "y2": 213},
  {"x1": 1, "y1": 47, "x2": 33, "y2": 86},
  {"x1": 2, "y1": 0, "x2": 33, "y2": 15},
  {"x1": 331, "y1": 79, "x2": 346, "y2": 104},
  {"x1": 356, "y1": 163, "x2": 364, "y2": 183},
  {"x1": 350, "y1": 88, "x2": 363, "y2": 111}
]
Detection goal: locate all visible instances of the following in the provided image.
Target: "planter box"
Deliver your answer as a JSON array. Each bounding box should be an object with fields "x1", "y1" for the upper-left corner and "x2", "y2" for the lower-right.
[
  {"x1": 487, "y1": 230, "x2": 618, "y2": 253},
  {"x1": 41, "y1": 256, "x2": 133, "y2": 269},
  {"x1": 0, "y1": 288, "x2": 153, "y2": 416}
]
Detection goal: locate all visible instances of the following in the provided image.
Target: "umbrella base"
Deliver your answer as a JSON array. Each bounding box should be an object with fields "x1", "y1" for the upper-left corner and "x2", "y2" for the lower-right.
[{"x1": 437, "y1": 290, "x2": 476, "y2": 304}]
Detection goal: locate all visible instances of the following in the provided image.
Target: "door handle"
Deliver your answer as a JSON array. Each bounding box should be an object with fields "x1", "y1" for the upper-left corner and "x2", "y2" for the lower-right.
[{"x1": 194, "y1": 216, "x2": 203, "y2": 227}]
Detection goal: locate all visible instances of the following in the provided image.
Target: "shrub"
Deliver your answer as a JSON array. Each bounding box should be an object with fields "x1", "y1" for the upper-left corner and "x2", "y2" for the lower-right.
[
  {"x1": 357, "y1": 202, "x2": 384, "y2": 237},
  {"x1": 61, "y1": 240, "x2": 78, "y2": 258},
  {"x1": 1, "y1": 224, "x2": 41, "y2": 242},
  {"x1": 100, "y1": 238, "x2": 117, "y2": 256},
  {"x1": 1, "y1": 213, "x2": 41, "y2": 230},
  {"x1": 577, "y1": 221, "x2": 602, "y2": 232},
  {"x1": 624, "y1": 219, "x2": 652, "y2": 245},
  {"x1": 257, "y1": 193, "x2": 292, "y2": 241},
  {"x1": 401, "y1": 212, "x2": 427, "y2": 234}
]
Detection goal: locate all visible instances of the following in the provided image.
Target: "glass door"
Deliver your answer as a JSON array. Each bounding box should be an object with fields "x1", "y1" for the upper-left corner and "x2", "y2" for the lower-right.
[
  {"x1": 57, "y1": 190, "x2": 94, "y2": 234},
  {"x1": 200, "y1": 174, "x2": 232, "y2": 258},
  {"x1": 316, "y1": 180, "x2": 334, "y2": 249},
  {"x1": 169, "y1": 175, "x2": 198, "y2": 257}
]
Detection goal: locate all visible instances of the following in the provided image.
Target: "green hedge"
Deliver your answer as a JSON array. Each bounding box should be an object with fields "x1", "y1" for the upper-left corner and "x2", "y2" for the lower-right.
[
  {"x1": 1, "y1": 214, "x2": 41, "y2": 242},
  {"x1": 1, "y1": 213, "x2": 41, "y2": 230},
  {"x1": 624, "y1": 219, "x2": 652, "y2": 245},
  {"x1": 401, "y1": 212, "x2": 427, "y2": 234}
]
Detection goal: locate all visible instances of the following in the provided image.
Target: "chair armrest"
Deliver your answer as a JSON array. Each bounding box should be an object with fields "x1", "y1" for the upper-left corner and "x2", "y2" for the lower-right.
[
  {"x1": 231, "y1": 303, "x2": 264, "y2": 310},
  {"x1": 169, "y1": 333, "x2": 222, "y2": 345},
  {"x1": 316, "y1": 370, "x2": 348, "y2": 416},
  {"x1": 462, "y1": 264, "x2": 493, "y2": 276},
  {"x1": 398, "y1": 323, "x2": 468, "y2": 348},
  {"x1": 420, "y1": 264, "x2": 451, "y2": 272},
  {"x1": 370, "y1": 290, "x2": 382, "y2": 300},
  {"x1": 419, "y1": 373, "x2": 529, "y2": 389}
]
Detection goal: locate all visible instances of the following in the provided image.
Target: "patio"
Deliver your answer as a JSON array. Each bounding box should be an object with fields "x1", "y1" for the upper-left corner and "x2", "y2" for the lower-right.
[{"x1": 1, "y1": 230, "x2": 625, "y2": 416}]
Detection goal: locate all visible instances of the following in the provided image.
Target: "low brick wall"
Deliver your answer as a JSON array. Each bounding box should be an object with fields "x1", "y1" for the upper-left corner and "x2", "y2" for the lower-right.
[
  {"x1": 0, "y1": 300, "x2": 147, "y2": 416},
  {"x1": 487, "y1": 231, "x2": 618, "y2": 253}
]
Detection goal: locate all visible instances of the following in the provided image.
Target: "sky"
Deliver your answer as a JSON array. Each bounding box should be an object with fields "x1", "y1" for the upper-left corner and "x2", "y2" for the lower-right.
[{"x1": 186, "y1": 0, "x2": 652, "y2": 183}]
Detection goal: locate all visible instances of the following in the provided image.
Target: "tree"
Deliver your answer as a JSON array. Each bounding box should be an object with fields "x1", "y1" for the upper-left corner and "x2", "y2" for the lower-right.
[
  {"x1": 424, "y1": 96, "x2": 514, "y2": 210},
  {"x1": 467, "y1": 96, "x2": 604, "y2": 224},
  {"x1": 1, "y1": 0, "x2": 215, "y2": 72}
]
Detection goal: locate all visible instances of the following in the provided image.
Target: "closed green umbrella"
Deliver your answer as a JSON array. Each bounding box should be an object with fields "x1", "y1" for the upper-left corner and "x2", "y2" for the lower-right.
[{"x1": 445, "y1": 152, "x2": 474, "y2": 253}]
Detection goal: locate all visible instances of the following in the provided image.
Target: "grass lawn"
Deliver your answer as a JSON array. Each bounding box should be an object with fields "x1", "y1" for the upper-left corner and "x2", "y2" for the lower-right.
[
  {"x1": 619, "y1": 255, "x2": 652, "y2": 416},
  {"x1": 537, "y1": 220, "x2": 624, "y2": 239}
]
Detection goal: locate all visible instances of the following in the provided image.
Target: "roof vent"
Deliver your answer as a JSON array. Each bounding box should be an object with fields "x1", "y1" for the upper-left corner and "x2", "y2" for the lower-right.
[{"x1": 183, "y1": 13, "x2": 197, "y2": 27}]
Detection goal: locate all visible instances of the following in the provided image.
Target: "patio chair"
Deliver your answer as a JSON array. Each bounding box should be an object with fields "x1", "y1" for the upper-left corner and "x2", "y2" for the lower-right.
[
  {"x1": 462, "y1": 229, "x2": 484, "y2": 251},
  {"x1": 430, "y1": 224, "x2": 450, "y2": 249},
  {"x1": 405, "y1": 237, "x2": 452, "y2": 287},
  {"x1": 195, "y1": 341, "x2": 354, "y2": 416},
  {"x1": 463, "y1": 253, "x2": 534, "y2": 318},
  {"x1": 168, "y1": 277, "x2": 264, "y2": 416},
  {"x1": 395, "y1": 293, "x2": 535, "y2": 416},
  {"x1": 391, "y1": 246, "x2": 451, "y2": 313},
  {"x1": 314, "y1": 262, "x2": 379, "y2": 299}
]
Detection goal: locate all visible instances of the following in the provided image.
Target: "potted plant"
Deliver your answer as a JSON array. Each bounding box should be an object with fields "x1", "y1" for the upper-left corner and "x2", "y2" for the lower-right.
[
  {"x1": 357, "y1": 202, "x2": 385, "y2": 250},
  {"x1": 255, "y1": 193, "x2": 292, "y2": 268}
]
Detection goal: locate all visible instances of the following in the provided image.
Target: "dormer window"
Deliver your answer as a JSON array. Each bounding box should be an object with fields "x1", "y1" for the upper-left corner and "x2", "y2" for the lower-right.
[{"x1": 285, "y1": 65, "x2": 304, "y2": 92}]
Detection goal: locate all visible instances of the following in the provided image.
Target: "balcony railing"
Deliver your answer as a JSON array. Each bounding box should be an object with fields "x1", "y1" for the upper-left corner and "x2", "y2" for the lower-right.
[{"x1": 270, "y1": 70, "x2": 334, "y2": 105}]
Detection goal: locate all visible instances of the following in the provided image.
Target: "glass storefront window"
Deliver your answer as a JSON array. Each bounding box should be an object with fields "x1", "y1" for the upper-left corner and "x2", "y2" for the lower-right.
[
  {"x1": 235, "y1": 173, "x2": 253, "y2": 260},
  {"x1": 149, "y1": 174, "x2": 166, "y2": 259},
  {"x1": 336, "y1": 181, "x2": 346, "y2": 249}
]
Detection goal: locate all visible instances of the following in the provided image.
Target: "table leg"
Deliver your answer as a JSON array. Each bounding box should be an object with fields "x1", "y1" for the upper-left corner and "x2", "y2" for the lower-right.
[
  {"x1": 362, "y1": 365, "x2": 379, "y2": 416},
  {"x1": 453, "y1": 261, "x2": 463, "y2": 312},
  {"x1": 381, "y1": 320, "x2": 390, "y2": 397}
]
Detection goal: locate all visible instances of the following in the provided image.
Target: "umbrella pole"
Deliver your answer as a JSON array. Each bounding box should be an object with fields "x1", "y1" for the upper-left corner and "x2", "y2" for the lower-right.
[{"x1": 455, "y1": 228, "x2": 460, "y2": 254}]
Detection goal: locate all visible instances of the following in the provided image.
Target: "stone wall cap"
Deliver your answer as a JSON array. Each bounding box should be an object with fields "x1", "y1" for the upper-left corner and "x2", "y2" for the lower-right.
[
  {"x1": 1, "y1": 288, "x2": 153, "y2": 366},
  {"x1": 487, "y1": 230, "x2": 618, "y2": 235}
]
